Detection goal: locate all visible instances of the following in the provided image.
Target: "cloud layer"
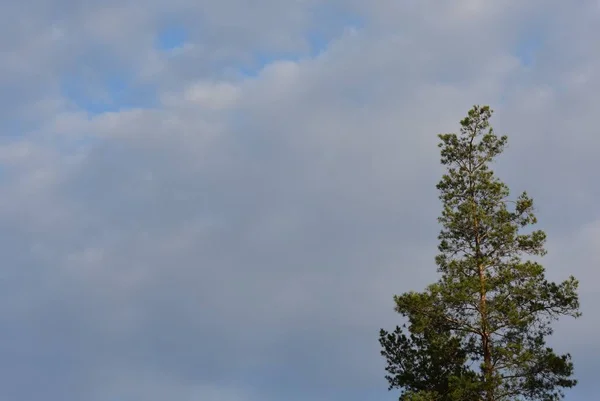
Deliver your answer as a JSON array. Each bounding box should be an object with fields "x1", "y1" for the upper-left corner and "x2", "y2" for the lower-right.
[{"x1": 0, "y1": 1, "x2": 599, "y2": 400}]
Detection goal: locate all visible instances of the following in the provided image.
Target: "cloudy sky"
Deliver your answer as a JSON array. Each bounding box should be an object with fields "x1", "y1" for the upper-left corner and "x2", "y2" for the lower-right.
[{"x1": 0, "y1": 0, "x2": 599, "y2": 400}]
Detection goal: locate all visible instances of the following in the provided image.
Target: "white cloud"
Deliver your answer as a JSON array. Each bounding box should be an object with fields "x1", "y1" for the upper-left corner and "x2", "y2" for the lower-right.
[{"x1": 177, "y1": 81, "x2": 241, "y2": 109}]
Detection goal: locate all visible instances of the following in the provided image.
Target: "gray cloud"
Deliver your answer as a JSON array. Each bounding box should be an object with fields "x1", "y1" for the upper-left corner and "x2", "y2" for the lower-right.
[{"x1": 0, "y1": 1, "x2": 598, "y2": 400}]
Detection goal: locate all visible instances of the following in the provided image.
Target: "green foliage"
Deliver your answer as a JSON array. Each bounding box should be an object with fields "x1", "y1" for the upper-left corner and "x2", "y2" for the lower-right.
[{"x1": 379, "y1": 106, "x2": 581, "y2": 401}]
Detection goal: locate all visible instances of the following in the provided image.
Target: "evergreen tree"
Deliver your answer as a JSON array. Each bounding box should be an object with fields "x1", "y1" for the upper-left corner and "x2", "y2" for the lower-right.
[{"x1": 379, "y1": 105, "x2": 581, "y2": 401}]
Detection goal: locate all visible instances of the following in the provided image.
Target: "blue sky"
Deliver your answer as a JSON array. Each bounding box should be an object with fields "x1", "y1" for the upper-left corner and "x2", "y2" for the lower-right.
[
  {"x1": 156, "y1": 25, "x2": 189, "y2": 51},
  {"x1": 0, "y1": 1, "x2": 599, "y2": 400}
]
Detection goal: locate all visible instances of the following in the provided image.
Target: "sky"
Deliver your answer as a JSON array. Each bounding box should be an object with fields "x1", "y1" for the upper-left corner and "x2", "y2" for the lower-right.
[{"x1": 0, "y1": 1, "x2": 599, "y2": 400}]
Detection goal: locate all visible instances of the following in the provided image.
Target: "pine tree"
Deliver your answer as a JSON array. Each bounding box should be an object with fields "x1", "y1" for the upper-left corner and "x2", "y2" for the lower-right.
[{"x1": 379, "y1": 105, "x2": 581, "y2": 401}]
